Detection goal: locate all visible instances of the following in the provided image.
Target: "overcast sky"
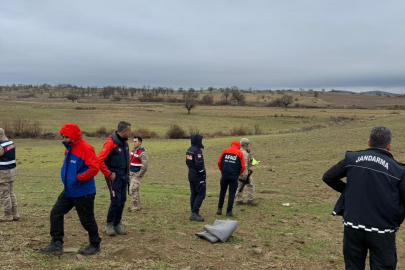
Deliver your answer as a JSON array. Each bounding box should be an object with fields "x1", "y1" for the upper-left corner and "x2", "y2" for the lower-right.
[{"x1": 1, "y1": 1, "x2": 404, "y2": 92}]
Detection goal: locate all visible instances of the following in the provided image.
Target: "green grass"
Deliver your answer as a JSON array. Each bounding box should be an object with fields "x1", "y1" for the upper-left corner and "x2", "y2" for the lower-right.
[{"x1": 2, "y1": 99, "x2": 405, "y2": 269}]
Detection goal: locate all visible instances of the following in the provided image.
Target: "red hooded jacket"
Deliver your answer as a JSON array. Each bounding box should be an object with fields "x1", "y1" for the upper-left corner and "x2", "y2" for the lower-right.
[
  {"x1": 59, "y1": 123, "x2": 99, "y2": 197},
  {"x1": 218, "y1": 140, "x2": 245, "y2": 179}
]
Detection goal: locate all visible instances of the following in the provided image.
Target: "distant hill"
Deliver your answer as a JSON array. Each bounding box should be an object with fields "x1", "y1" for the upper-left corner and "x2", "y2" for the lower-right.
[
  {"x1": 361, "y1": 90, "x2": 397, "y2": 96},
  {"x1": 330, "y1": 89, "x2": 398, "y2": 96},
  {"x1": 330, "y1": 90, "x2": 355, "y2": 94}
]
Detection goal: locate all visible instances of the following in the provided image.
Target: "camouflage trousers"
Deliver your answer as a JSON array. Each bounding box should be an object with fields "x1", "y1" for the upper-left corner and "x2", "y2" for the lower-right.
[
  {"x1": 0, "y1": 181, "x2": 18, "y2": 213},
  {"x1": 129, "y1": 172, "x2": 141, "y2": 209},
  {"x1": 236, "y1": 176, "x2": 254, "y2": 201}
]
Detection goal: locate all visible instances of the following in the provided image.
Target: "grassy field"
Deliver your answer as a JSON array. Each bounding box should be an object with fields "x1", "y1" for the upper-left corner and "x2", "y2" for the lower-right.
[{"x1": 1, "y1": 96, "x2": 405, "y2": 269}]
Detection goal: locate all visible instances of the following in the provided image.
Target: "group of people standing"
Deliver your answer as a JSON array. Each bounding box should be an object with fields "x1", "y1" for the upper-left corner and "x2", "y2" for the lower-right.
[
  {"x1": 36, "y1": 121, "x2": 149, "y2": 256},
  {"x1": 3, "y1": 121, "x2": 405, "y2": 269},
  {"x1": 186, "y1": 135, "x2": 258, "y2": 222}
]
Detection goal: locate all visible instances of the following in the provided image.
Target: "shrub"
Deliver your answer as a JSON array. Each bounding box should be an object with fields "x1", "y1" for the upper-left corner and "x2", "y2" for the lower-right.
[
  {"x1": 138, "y1": 97, "x2": 164, "y2": 102},
  {"x1": 216, "y1": 99, "x2": 231, "y2": 106},
  {"x1": 132, "y1": 128, "x2": 159, "y2": 139},
  {"x1": 66, "y1": 94, "x2": 79, "y2": 102},
  {"x1": 111, "y1": 95, "x2": 122, "y2": 102},
  {"x1": 83, "y1": 126, "x2": 113, "y2": 138},
  {"x1": 166, "y1": 97, "x2": 182, "y2": 103},
  {"x1": 2, "y1": 119, "x2": 42, "y2": 138},
  {"x1": 229, "y1": 125, "x2": 253, "y2": 136},
  {"x1": 254, "y1": 124, "x2": 262, "y2": 135},
  {"x1": 16, "y1": 93, "x2": 35, "y2": 99},
  {"x1": 330, "y1": 116, "x2": 356, "y2": 123},
  {"x1": 201, "y1": 95, "x2": 214, "y2": 105},
  {"x1": 206, "y1": 130, "x2": 228, "y2": 138},
  {"x1": 166, "y1": 125, "x2": 187, "y2": 139}
]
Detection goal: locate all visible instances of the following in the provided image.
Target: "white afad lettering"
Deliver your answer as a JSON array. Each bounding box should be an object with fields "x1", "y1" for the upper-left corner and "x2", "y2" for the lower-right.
[{"x1": 225, "y1": 154, "x2": 237, "y2": 161}]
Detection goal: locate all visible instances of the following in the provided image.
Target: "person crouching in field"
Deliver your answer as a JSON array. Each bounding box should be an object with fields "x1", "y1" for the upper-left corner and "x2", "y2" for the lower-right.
[
  {"x1": 217, "y1": 140, "x2": 245, "y2": 217},
  {"x1": 40, "y1": 123, "x2": 101, "y2": 256},
  {"x1": 0, "y1": 128, "x2": 20, "y2": 222},
  {"x1": 323, "y1": 126, "x2": 405, "y2": 269},
  {"x1": 128, "y1": 136, "x2": 148, "y2": 212},
  {"x1": 186, "y1": 134, "x2": 206, "y2": 222}
]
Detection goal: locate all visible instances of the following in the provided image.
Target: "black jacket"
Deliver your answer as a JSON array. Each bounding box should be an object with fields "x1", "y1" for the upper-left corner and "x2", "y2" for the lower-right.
[
  {"x1": 98, "y1": 131, "x2": 130, "y2": 181},
  {"x1": 186, "y1": 134, "x2": 205, "y2": 182},
  {"x1": 323, "y1": 148, "x2": 405, "y2": 232}
]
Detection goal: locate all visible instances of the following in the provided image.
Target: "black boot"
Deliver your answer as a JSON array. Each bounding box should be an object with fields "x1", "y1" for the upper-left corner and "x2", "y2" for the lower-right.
[
  {"x1": 40, "y1": 241, "x2": 63, "y2": 255},
  {"x1": 79, "y1": 243, "x2": 100, "y2": 256},
  {"x1": 225, "y1": 211, "x2": 234, "y2": 217},
  {"x1": 189, "y1": 213, "x2": 204, "y2": 222}
]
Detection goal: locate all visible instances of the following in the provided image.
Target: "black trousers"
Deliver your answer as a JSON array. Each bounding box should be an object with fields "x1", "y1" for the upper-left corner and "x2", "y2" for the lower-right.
[
  {"x1": 189, "y1": 180, "x2": 206, "y2": 214},
  {"x1": 50, "y1": 191, "x2": 101, "y2": 245},
  {"x1": 217, "y1": 177, "x2": 238, "y2": 213},
  {"x1": 106, "y1": 176, "x2": 128, "y2": 226},
  {"x1": 343, "y1": 226, "x2": 397, "y2": 270}
]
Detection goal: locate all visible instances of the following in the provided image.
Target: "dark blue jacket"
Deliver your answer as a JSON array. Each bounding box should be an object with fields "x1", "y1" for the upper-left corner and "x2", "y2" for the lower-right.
[
  {"x1": 324, "y1": 148, "x2": 405, "y2": 233},
  {"x1": 59, "y1": 123, "x2": 99, "y2": 198},
  {"x1": 186, "y1": 134, "x2": 205, "y2": 182},
  {"x1": 98, "y1": 131, "x2": 130, "y2": 182},
  {"x1": 0, "y1": 140, "x2": 16, "y2": 170},
  {"x1": 217, "y1": 140, "x2": 245, "y2": 180}
]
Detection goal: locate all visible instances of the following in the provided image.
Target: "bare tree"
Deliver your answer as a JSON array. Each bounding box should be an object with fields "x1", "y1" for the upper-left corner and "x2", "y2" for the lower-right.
[
  {"x1": 222, "y1": 88, "x2": 231, "y2": 100},
  {"x1": 231, "y1": 91, "x2": 246, "y2": 105},
  {"x1": 278, "y1": 94, "x2": 293, "y2": 108},
  {"x1": 183, "y1": 90, "x2": 199, "y2": 114}
]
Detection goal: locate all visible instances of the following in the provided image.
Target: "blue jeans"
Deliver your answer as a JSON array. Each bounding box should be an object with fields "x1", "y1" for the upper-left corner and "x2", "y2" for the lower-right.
[
  {"x1": 217, "y1": 177, "x2": 238, "y2": 213},
  {"x1": 106, "y1": 176, "x2": 128, "y2": 226},
  {"x1": 189, "y1": 180, "x2": 206, "y2": 214}
]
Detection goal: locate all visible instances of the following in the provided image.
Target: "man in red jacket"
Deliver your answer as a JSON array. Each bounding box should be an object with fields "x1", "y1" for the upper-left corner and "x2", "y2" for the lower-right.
[
  {"x1": 98, "y1": 121, "x2": 131, "y2": 236},
  {"x1": 217, "y1": 140, "x2": 246, "y2": 217},
  {"x1": 40, "y1": 123, "x2": 101, "y2": 256}
]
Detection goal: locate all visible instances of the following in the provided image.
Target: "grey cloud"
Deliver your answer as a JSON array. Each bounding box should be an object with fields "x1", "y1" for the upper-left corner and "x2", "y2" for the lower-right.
[{"x1": 0, "y1": 0, "x2": 404, "y2": 92}]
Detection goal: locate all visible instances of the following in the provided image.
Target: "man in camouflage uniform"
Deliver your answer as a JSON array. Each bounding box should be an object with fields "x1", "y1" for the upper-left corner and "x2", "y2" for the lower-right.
[
  {"x1": 236, "y1": 138, "x2": 258, "y2": 206},
  {"x1": 128, "y1": 136, "x2": 148, "y2": 212},
  {"x1": 0, "y1": 128, "x2": 20, "y2": 222}
]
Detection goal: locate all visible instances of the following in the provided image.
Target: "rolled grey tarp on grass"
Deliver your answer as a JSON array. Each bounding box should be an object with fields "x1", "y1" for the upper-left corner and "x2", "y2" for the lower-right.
[{"x1": 196, "y1": 219, "x2": 238, "y2": 243}]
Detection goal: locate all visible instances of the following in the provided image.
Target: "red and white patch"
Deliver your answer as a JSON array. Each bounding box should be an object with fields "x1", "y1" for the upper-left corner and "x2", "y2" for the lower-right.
[
  {"x1": 197, "y1": 154, "x2": 202, "y2": 158},
  {"x1": 4, "y1": 145, "x2": 16, "y2": 152}
]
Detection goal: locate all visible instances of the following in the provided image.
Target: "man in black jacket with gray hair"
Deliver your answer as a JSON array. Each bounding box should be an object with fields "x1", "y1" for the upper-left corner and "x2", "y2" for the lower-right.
[{"x1": 323, "y1": 126, "x2": 405, "y2": 269}]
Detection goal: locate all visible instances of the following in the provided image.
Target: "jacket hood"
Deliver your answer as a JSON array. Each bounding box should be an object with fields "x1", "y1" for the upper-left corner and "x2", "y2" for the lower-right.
[
  {"x1": 191, "y1": 134, "x2": 204, "y2": 149},
  {"x1": 59, "y1": 123, "x2": 82, "y2": 141},
  {"x1": 231, "y1": 140, "x2": 241, "y2": 149}
]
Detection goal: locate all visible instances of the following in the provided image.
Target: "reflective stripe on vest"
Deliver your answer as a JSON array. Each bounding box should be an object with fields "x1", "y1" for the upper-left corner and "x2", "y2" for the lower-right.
[
  {"x1": 130, "y1": 148, "x2": 143, "y2": 167},
  {"x1": 0, "y1": 160, "x2": 16, "y2": 165}
]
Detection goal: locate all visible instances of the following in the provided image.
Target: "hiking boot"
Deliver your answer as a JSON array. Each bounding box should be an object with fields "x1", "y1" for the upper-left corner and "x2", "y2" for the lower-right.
[
  {"x1": 236, "y1": 201, "x2": 246, "y2": 205},
  {"x1": 216, "y1": 208, "x2": 222, "y2": 215},
  {"x1": 0, "y1": 211, "x2": 13, "y2": 222},
  {"x1": 40, "y1": 241, "x2": 63, "y2": 255},
  {"x1": 12, "y1": 207, "x2": 20, "y2": 221},
  {"x1": 113, "y1": 223, "x2": 127, "y2": 235},
  {"x1": 247, "y1": 200, "x2": 258, "y2": 206},
  {"x1": 79, "y1": 243, "x2": 100, "y2": 256},
  {"x1": 189, "y1": 213, "x2": 204, "y2": 222},
  {"x1": 105, "y1": 222, "x2": 116, "y2": 236},
  {"x1": 225, "y1": 211, "x2": 234, "y2": 217}
]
